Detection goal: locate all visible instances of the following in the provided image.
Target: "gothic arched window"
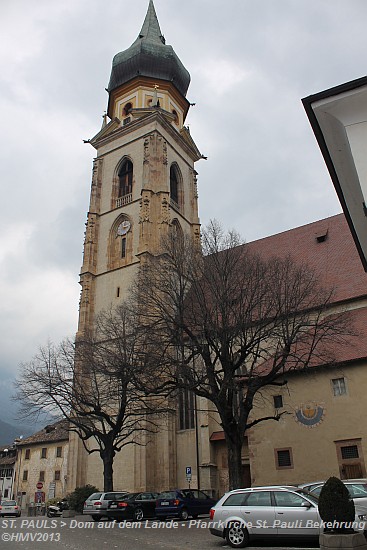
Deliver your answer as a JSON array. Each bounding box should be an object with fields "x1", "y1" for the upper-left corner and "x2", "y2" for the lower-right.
[
  {"x1": 108, "y1": 216, "x2": 132, "y2": 270},
  {"x1": 170, "y1": 164, "x2": 181, "y2": 207},
  {"x1": 118, "y1": 159, "x2": 133, "y2": 198}
]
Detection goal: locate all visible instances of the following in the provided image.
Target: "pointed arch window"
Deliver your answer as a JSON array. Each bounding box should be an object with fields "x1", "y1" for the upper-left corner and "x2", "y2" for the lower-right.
[
  {"x1": 118, "y1": 159, "x2": 133, "y2": 198},
  {"x1": 170, "y1": 164, "x2": 181, "y2": 209},
  {"x1": 108, "y1": 217, "x2": 132, "y2": 270}
]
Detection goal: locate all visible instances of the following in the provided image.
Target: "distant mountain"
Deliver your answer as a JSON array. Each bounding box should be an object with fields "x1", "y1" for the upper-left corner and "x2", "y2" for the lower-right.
[{"x1": 0, "y1": 418, "x2": 34, "y2": 446}]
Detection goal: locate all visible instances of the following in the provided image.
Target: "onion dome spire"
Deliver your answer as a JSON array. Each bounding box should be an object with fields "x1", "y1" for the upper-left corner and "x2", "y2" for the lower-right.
[{"x1": 108, "y1": 0, "x2": 190, "y2": 97}]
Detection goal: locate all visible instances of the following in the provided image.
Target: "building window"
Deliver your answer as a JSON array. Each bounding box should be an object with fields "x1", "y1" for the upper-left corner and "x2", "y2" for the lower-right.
[
  {"x1": 41, "y1": 448, "x2": 47, "y2": 459},
  {"x1": 275, "y1": 448, "x2": 293, "y2": 469},
  {"x1": 335, "y1": 439, "x2": 366, "y2": 479},
  {"x1": 22, "y1": 470, "x2": 28, "y2": 481},
  {"x1": 39, "y1": 471, "x2": 45, "y2": 482},
  {"x1": 170, "y1": 165, "x2": 180, "y2": 205},
  {"x1": 108, "y1": 217, "x2": 132, "y2": 270},
  {"x1": 122, "y1": 102, "x2": 132, "y2": 117},
  {"x1": 178, "y1": 388, "x2": 195, "y2": 430},
  {"x1": 54, "y1": 470, "x2": 61, "y2": 481},
  {"x1": 56, "y1": 447, "x2": 62, "y2": 458},
  {"x1": 118, "y1": 159, "x2": 133, "y2": 198},
  {"x1": 25, "y1": 449, "x2": 31, "y2": 460},
  {"x1": 172, "y1": 109, "x2": 179, "y2": 125},
  {"x1": 273, "y1": 395, "x2": 283, "y2": 409},
  {"x1": 341, "y1": 445, "x2": 359, "y2": 460},
  {"x1": 331, "y1": 377, "x2": 347, "y2": 396},
  {"x1": 121, "y1": 237, "x2": 126, "y2": 258}
]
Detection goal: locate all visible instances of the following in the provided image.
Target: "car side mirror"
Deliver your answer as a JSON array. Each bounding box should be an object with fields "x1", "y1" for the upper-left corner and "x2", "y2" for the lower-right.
[{"x1": 301, "y1": 501, "x2": 312, "y2": 508}]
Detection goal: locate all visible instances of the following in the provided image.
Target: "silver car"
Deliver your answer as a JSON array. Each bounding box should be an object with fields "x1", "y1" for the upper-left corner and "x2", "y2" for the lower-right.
[
  {"x1": 209, "y1": 486, "x2": 367, "y2": 548},
  {"x1": 308, "y1": 479, "x2": 367, "y2": 507},
  {"x1": 83, "y1": 491, "x2": 129, "y2": 520},
  {"x1": 0, "y1": 500, "x2": 21, "y2": 517}
]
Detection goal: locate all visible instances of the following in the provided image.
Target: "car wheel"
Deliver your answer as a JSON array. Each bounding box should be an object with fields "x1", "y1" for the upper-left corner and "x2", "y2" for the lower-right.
[
  {"x1": 134, "y1": 508, "x2": 144, "y2": 521},
  {"x1": 179, "y1": 508, "x2": 189, "y2": 521},
  {"x1": 192, "y1": 514, "x2": 198, "y2": 519},
  {"x1": 226, "y1": 523, "x2": 249, "y2": 548}
]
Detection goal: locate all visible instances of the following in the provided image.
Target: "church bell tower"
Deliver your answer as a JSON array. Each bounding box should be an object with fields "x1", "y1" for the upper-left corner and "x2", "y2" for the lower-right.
[{"x1": 69, "y1": 0, "x2": 203, "y2": 491}]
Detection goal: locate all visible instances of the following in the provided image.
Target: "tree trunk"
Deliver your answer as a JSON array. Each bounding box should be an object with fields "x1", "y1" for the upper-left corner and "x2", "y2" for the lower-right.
[
  {"x1": 101, "y1": 446, "x2": 115, "y2": 492},
  {"x1": 225, "y1": 433, "x2": 243, "y2": 490}
]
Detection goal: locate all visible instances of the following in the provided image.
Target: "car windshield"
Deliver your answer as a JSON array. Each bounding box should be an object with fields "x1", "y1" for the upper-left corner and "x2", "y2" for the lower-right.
[
  {"x1": 296, "y1": 489, "x2": 319, "y2": 504},
  {"x1": 2, "y1": 501, "x2": 16, "y2": 506}
]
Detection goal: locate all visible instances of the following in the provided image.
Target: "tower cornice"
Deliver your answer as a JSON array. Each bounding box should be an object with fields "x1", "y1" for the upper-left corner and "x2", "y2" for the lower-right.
[{"x1": 89, "y1": 109, "x2": 202, "y2": 162}]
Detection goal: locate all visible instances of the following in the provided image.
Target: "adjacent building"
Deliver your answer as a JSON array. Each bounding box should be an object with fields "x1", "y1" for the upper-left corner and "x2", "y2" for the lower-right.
[
  {"x1": 14, "y1": 420, "x2": 69, "y2": 508},
  {"x1": 0, "y1": 444, "x2": 16, "y2": 500}
]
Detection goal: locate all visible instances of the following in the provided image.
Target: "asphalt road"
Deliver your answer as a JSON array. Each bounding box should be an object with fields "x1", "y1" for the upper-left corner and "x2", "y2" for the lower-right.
[{"x1": 0, "y1": 516, "x2": 320, "y2": 550}]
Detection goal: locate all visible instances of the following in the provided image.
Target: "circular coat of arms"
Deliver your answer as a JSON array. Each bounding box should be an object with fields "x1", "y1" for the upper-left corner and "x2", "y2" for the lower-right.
[{"x1": 295, "y1": 402, "x2": 325, "y2": 428}]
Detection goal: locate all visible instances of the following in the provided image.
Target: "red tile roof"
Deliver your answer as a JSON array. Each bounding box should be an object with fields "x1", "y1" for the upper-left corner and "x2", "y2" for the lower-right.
[
  {"x1": 16, "y1": 420, "x2": 69, "y2": 446},
  {"x1": 246, "y1": 214, "x2": 367, "y2": 304}
]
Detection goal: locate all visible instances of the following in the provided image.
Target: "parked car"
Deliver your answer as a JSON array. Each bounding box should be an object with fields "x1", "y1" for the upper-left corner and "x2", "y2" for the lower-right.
[
  {"x1": 298, "y1": 480, "x2": 331, "y2": 492},
  {"x1": 106, "y1": 492, "x2": 159, "y2": 521},
  {"x1": 209, "y1": 485, "x2": 367, "y2": 548},
  {"x1": 0, "y1": 500, "x2": 21, "y2": 517},
  {"x1": 307, "y1": 479, "x2": 367, "y2": 506},
  {"x1": 156, "y1": 489, "x2": 217, "y2": 520},
  {"x1": 83, "y1": 491, "x2": 130, "y2": 520}
]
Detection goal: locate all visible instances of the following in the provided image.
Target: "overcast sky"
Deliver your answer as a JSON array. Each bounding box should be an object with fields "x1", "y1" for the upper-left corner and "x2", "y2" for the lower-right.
[{"x1": 1, "y1": 0, "x2": 366, "y2": 426}]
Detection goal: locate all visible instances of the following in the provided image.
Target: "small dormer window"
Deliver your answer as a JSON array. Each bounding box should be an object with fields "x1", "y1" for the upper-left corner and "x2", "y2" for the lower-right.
[{"x1": 315, "y1": 228, "x2": 328, "y2": 243}]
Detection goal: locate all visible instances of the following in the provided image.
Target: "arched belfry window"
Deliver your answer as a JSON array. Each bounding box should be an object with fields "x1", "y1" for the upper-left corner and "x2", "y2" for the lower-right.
[
  {"x1": 170, "y1": 164, "x2": 182, "y2": 209},
  {"x1": 114, "y1": 158, "x2": 133, "y2": 209},
  {"x1": 118, "y1": 159, "x2": 133, "y2": 198}
]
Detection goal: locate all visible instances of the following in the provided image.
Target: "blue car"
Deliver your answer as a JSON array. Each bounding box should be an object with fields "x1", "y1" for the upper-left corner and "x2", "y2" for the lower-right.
[{"x1": 155, "y1": 489, "x2": 217, "y2": 520}]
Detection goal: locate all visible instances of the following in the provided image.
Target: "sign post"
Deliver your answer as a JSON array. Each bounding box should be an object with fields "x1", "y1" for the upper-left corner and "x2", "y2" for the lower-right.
[{"x1": 185, "y1": 466, "x2": 192, "y2": 488}]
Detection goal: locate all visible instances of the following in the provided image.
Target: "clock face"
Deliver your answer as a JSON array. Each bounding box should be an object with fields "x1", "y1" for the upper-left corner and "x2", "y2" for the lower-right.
[{"x1": 117, "y1": 220, "x2": 131, "y2": 236}]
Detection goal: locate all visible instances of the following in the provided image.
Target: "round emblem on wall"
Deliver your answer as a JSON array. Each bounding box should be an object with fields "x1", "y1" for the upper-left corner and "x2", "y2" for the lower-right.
[
  {"x1": 295, "y1": 402, "x2": 325, "y2": 428},
  {"x1": 117, "y1": 220, "x2": 131, "y2": 236}
]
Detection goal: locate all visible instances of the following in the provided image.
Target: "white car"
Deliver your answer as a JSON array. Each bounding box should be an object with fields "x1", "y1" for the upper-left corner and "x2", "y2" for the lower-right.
[
  {"x1": 209, "y1": 486, "x2": 367, "y2": 548},
  {"x1": 0, "y1": 500, "x2": 21, "y2": 517},
  {"x1": 306, "y1": 479, "x2": 367, "y2": 507}
]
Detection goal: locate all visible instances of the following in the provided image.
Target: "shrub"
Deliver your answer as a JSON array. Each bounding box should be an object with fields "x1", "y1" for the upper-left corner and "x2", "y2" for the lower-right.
[
  {"x1": 66, "y1": 485, "x2": 99, "y2": 514},
  {"x1": 318, "y1": 477, "x2": 355, "y2": 533}
]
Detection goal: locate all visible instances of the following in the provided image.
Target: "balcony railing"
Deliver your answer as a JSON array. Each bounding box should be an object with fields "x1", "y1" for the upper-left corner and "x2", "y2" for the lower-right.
[{"x1": 116, "y1": 193, "x2": 132, "y2": 208}]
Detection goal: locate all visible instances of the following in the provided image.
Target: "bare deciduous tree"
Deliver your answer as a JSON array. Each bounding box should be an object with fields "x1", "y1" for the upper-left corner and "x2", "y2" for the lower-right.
[
  {"x1": 136, "y1": 220, "x2": 354, "y2": 490},
  {"x1": 14, "y1": 303, "x2": 167, "y2": 491}
]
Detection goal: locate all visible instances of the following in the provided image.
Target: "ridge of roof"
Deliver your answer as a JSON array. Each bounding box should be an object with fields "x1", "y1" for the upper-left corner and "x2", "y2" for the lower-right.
[{"x1": 16, "y1": 419, "x2": 69, "y2": 446}]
